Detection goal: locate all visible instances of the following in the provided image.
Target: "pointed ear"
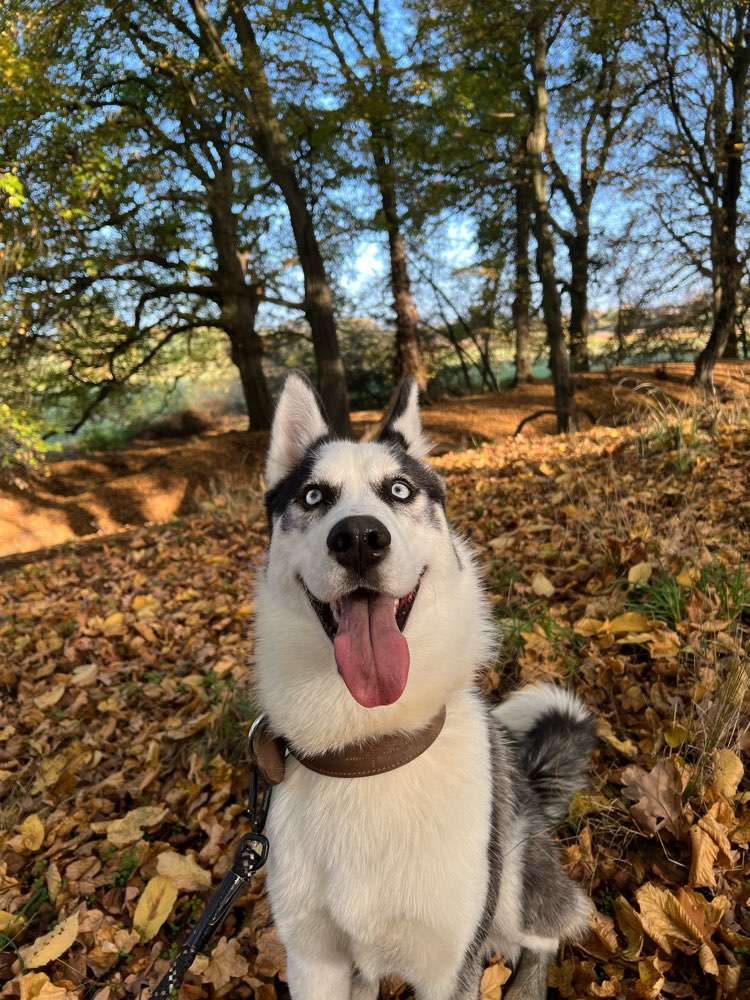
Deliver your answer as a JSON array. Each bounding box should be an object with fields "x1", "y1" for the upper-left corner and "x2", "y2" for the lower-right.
[
  {"x1": 265, "y1": 371, "x2": 330, "y2": 488},
  {"x1": 377, "y1": 378, "x2": 431, "y2": 458}
]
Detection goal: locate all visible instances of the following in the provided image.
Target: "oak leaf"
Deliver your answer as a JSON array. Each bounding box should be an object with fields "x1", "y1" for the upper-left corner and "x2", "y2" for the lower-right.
[
  {"x1": 201, "y1": 936, "x2": 249, "y2": 988},
  {"x1": 621, "y1": 759, "x2": 684, "y2": 837}
]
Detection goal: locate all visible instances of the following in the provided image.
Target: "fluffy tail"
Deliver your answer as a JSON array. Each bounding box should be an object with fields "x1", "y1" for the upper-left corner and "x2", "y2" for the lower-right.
[{"x1": 493, "y1": 684, "x2": 596, "y2": 825}]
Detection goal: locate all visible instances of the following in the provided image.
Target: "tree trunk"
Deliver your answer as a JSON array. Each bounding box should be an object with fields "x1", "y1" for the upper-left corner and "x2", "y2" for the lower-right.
[
  {"x1": 512, "y1": 149, "x2": 533, "y2": 384},
  {"x1": 209, "y1": 158, "x2": 273, "y2": 430},
  {"x1": 568, "y1": 228, "x2": 591, "y2": 372},
  {"x1": 370, "y1": 134, "x2": 425, "y2": 391},
  {"x1": 693, "y1": 5, "x2": 749, "y2": 390},
  {"x1": 528, "y1": 15, "x2": 576, "y2": 433},
  {"x1": 226, "y1": 295, "x2": 272, "y2": 430},
  {"x1": 224, "y1": 2, "x2": 352, "y2": 434}
]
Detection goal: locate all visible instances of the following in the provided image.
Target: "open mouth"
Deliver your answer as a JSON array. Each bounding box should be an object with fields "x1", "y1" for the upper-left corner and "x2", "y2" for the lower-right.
[
  {"x1": 299, "y1": 573, "x2": 424, "y2": 643},
  {"x1": 298, "y1": 570, "x2": 426, "y2": 708}
]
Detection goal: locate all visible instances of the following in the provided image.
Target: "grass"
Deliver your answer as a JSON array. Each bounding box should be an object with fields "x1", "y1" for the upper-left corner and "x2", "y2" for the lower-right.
[{"x1": 628, "y1": 572, "x2": 686, "y2": 628}]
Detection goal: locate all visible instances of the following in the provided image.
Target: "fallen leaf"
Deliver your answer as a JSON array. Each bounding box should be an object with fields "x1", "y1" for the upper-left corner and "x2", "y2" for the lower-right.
[
  {"x1": 614, "y1": 895, "x2": 644, "y2": 961},
  {"x1": 133, "y1": 875, "x2": 177, "y2": 941},
  {"x1": 531, "y1": 572, "x2": 554, "y2": 597},
  {"x1": 0, "y1": 909, "x2": 24, "y2": 932},
  {"x1": 18, "y1": 971, "x2": 51, "y2": 1000},
  {"x1": 628, "y1": 562, "x2": 652, "y2": 586},
  {"x1": 601, "y1": 612, "x2": 655, "y2": 634},
  {"x1": 91, "y1": 805, "x2": 168, "y2": 847},
  {"x1": 19, "y1": 913, "x2": 79, "y2": 968},
  {"x1": 711, "y1": 748, "x2": 743, "y2": 798},
  {"x1": 20, "y1": 814, "x2": 45, "y2": 852},
  {"x1": 621, "y1": 760, "x2": 684, "y2": 837},
  {"x1": 636, "y1": 883, "x2": 702, "y2": 955},
  {"x1": 201, "y1": 936, "x2": 249, "y2": 988},
  {"x1": 480, "y1": 960, "x2": 511, "y2": 998},
  {"x1": 156, "y1": 850, "x2": 212, "y2": 891}
]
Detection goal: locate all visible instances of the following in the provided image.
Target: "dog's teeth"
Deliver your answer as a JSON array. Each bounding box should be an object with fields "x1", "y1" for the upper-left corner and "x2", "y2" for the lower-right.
[{"x1": 332, "y1": 602, "x2": 341, "y2": 624}]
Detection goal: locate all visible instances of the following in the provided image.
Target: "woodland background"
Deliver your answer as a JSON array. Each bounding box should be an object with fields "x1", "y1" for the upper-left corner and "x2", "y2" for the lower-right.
[{"x1": 1, "y1": 2, "x2": 750, "y2": 1000}]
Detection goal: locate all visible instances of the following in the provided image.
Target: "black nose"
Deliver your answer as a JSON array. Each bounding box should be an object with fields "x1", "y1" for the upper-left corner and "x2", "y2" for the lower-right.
[{"x1": 327, "y1": 516, "x2": 391, "y2": 572}]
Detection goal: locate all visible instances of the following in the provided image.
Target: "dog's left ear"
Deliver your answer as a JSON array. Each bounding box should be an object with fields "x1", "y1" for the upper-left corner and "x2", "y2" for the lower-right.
[
  {"x1": 377, "y1": 378, "x2": 431, "y2": 458},
  {"x1": 266, "y1": 371, "x2": 330, "y2": 488}
]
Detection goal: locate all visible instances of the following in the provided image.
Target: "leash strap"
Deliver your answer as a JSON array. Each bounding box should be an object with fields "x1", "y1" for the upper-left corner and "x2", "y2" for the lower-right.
[{"x1": 149, "y1": 718, "x2": 273, "y2": 1000}]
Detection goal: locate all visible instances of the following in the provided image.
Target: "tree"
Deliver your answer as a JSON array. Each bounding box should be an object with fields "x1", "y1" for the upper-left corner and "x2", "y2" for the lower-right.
[
  {"x1": 649, "y1": 1, "x2": 750, "y2": 390},
  {"x1": 187, "y1": 0, "x2": 352, "y2": 433},
  {"x1": 544, "y1": 2, "x2": 646, "y2": 372},
  {"x1": 291, "y1": 0, "x2": 425, "y2": 389},
  {"x1": 527, "y1": 6, "x2": 576, "y2": 432}
]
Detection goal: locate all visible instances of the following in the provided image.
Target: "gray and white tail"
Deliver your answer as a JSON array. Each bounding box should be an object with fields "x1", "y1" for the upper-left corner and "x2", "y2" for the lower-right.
[{"x1": 493, "y1": 684, "x2": 596, "y2": 825}]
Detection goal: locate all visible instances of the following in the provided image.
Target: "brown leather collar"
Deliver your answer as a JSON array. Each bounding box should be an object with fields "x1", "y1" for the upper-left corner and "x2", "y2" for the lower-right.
[{"x1": 251, "y1": 706, "x2": 447, "y2": 783}]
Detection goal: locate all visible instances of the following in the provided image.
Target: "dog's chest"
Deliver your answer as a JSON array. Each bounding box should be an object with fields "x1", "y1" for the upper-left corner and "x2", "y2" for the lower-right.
[{"x1": 264, "y1": 695, "x2": 494, "y2": 969}]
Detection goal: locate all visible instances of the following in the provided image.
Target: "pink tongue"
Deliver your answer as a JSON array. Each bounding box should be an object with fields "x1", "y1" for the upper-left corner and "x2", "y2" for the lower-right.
[{"x1": 333, "y1": 592, "x2": 410, "y2": 707}]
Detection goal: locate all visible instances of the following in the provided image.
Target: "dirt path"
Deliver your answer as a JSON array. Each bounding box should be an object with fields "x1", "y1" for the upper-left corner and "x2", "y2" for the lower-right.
[{"x1": 2, "y1": 362, "x2": 748, "y2": 560}]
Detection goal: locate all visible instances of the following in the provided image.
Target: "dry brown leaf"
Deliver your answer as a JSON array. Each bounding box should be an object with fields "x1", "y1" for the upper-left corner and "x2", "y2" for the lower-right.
[
  {"x1": 0, "y1": 908, "x2": 24, "y2": 932},
  {"x1": 479, "y1": 961, "x2": 511, "y2": 999},
  {"x1": 635, "y1": 955, "x2": 669, "y2": 999},
  {"x1": 621, "y1": 759, "x2": 684, "y2": 837},
  {"x1": 19, "y1": 913, "x2": 79, "y2": 969},
  {"x1": 628, "y1": 562, "x2": 652, "y2": 586},
  {"x1": 91, "y1": 805, "x2": 168, "y2": 847},
  {"x1": 18, "y1": 971, "x2": 52, "y2": 1000},
  {"x1": 601, "y1": 611, "x2": 654, "y2": 634},
  {"x1": 635, "y1": 883, "x2": 701, "y2": 956},
  {"x1": 711, "y1": 748, "x2": 743, "y2": 798},
  {"x1": 254, "y1": 924, "x2": 287, "y2": 980},
  {"x1": 132, "y1": 875, "x2": 177, "y2": 941},
  {"x1": 531, "y1": 572, "x2": 554, "y2": 597},
  {"x1": 155, "y1": 850, "x2": 212, "y2": 892},
  {"x1": 20, "y1": 814, "x2": 45, "y2": 852},
  {"x1": 201, "y1": 936, "x2": 249, "y2": 989},
  {"x1": 45, "y1": 861, "x2": 62, "y2": 905},
  {"x1": 614, "y1": 895, "x2": 644, "y2": 961}
]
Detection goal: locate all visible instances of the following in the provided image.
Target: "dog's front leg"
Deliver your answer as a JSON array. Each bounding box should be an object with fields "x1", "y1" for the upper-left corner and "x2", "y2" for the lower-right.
[{"x1": 285, "y1": 938, "x2": 354, "y2": 1000}]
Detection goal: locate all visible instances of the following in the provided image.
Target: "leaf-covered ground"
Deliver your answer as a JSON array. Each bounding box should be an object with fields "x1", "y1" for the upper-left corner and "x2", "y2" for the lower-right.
[{"x1": 1, "y1": 389, "x2": 749, "y2": 1000}]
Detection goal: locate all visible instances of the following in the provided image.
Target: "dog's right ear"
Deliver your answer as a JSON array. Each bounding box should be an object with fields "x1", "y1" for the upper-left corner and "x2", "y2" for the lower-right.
[
  {"x1": 377, "y1": 378, "x2": 431, "y2": 458},
  {"x1": 265, "y1": 371, "x2": 330, "y2": 489}
]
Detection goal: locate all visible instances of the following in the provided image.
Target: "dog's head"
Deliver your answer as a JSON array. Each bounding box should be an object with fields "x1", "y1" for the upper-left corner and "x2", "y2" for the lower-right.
[{"x1": 255, "y1": 372, "x2": 494, "y2": 746}]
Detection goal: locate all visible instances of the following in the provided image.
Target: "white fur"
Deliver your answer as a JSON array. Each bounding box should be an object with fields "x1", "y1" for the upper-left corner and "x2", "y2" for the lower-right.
[
  {"x1": 492, "y1": 684, "x2": 591, "y2": 734},
  {"x1": 389, "y1": 379, "x2": 433, "y2": 459},
  {"x1": 254, "y1": 380, "x2": 590, "y2": 998},
  {"x1": 265, "y1": 372, "x2": 329, "y2": 489}
]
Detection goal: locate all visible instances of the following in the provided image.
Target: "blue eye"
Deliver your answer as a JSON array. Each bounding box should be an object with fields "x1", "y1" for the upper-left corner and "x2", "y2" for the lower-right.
[
  {"x1": 304, "y1": 487, "x2": 323, "y2": 507},
  {"x1": 391, "y1": 481, "x2": 412, "y2": 500}
]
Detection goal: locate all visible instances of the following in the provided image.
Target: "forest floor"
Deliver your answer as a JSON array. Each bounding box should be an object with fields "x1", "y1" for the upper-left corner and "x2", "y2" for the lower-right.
[
  {"x1": 1, "y1": 361, "x2": 749, "y2": 1000},
  {"x1": 2, "y1": 361, "x2": 750, "y2": 563}
]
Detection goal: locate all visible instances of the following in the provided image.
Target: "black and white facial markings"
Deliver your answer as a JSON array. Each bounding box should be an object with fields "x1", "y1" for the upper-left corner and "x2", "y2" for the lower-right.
[{"x1": 264, "y1": 373, "x2": 445, "y2": 537}]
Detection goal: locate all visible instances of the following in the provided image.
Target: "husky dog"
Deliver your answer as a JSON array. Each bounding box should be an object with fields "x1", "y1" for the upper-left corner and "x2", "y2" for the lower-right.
[{"x1": 254, "y1": 372, "x2": 595, "y2": 1000}]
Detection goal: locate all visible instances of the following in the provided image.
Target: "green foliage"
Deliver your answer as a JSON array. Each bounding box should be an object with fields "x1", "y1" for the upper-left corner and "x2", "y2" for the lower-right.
[
  {"x1": 0, "y1": 404, "x2": 57, "y2": 472},
  {"x1": 628, "y1": 573, "x2": 686, "y2": 629}
]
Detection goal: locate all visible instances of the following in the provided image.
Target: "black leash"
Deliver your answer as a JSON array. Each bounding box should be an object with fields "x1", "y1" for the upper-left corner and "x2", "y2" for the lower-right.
[{"x1": 149, "y1": 718, "x2": 273, "y2": 1000}]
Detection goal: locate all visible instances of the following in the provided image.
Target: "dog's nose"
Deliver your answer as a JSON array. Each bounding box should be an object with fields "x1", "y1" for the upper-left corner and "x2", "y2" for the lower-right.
[{"x1": 327, "y1": 516, "x2": 391, "y2": 572}]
